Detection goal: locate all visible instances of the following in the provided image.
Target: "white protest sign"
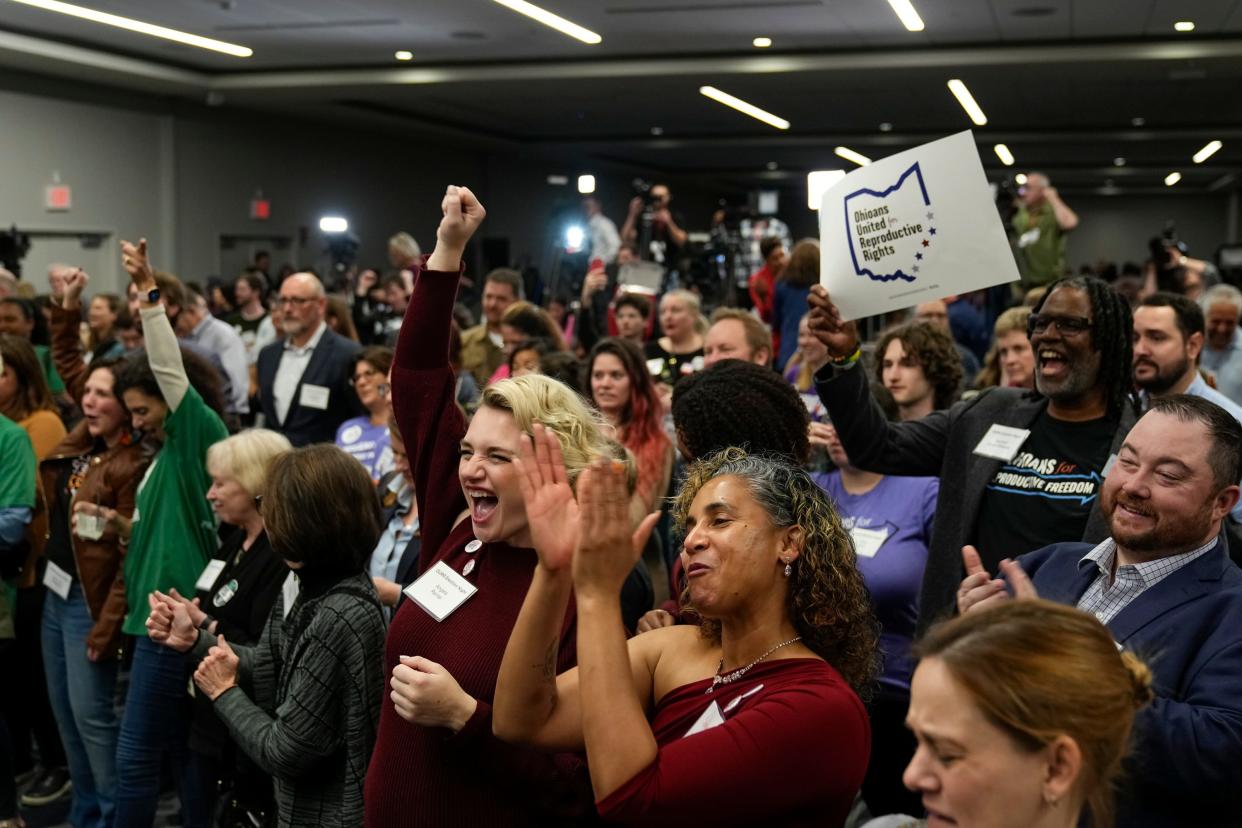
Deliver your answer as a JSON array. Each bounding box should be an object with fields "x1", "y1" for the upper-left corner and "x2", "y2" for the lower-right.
[{"x1": 818, "y1": 130, "x2": 1019, "y2": 321}]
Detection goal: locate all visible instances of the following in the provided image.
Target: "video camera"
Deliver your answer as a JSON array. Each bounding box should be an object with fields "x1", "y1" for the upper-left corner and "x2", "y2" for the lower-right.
[
  {"x1": 0, "y1": 225, "x2": 32, "y2": 278},
  {"x1": 1149, "y1": 222, "x2": 1190, "y2": 293}
]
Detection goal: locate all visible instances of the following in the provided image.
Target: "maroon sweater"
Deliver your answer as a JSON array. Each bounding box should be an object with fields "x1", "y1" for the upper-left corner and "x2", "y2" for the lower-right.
[{"x1": 365, "y1": 266, "x2": 591, "y2": 826}]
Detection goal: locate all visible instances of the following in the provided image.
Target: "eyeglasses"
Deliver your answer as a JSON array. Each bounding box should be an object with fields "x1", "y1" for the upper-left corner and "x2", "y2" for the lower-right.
[
  {"x1": 275, "y1": 296, "x2": 316, "y2": 308},
  {"x1": 1027, "y1": 314, "x2": 1093, "y2": 337},
  {"x1": 350, "y1": 368, "x2": 381, "y2": 386}
]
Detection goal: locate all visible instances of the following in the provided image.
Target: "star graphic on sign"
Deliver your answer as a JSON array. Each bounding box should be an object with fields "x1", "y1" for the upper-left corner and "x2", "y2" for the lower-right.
[
  {"x1": 922, "y1": 239, "x2": 929, "y2": 247},
  {"x1": 929, "y1": 227, "x2": 938, "y2": 236},
  {"x1": 926, "y1": 212, "x2": 935, "y2": 220},
  {"x1": 915, "y1": 252, "x2": 923, "y2": 260}
]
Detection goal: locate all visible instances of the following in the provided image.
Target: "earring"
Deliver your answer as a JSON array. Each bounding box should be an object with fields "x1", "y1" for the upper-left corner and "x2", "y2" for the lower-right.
[
  {"x1": 783, "y1": 562, "x2": 792, "y2": 577},
  {"x1": 1043, "y1": 793, "x2": 1059, "y2": 807}
]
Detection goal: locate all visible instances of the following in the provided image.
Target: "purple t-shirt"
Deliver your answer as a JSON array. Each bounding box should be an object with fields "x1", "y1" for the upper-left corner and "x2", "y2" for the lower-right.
[
  {"x1": 335, "y1": 416, "x2": 393, "y2": 483},
  {"x1": 814, "y1": 471, "x2": 938, "y2": 690}
]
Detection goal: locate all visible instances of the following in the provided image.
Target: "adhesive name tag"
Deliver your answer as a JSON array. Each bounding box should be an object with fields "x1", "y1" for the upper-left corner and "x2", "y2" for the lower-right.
[
  {"x1": 684, "y1": 700, "x2": 725, "y2": 738},
  {"x1": 972, "y1": 424, "x2": 1031, "y2": 462},
  {"x1": 850, "y1": 526, "x2": 889, "y2": 558},
  {"x1": 43, "y1": 560, "x2": 72, "y2": 600},
  {"x1": 645, "y1": 358, "x2": 665, "y2": 377},
  {"x1": 404, "y1": 561, "x2": 479, "y2": 622},
  {"x1": 299, "y1": 383, "x2": 330, "y2": 410},
  {"x1": 195, "y1": 559, "x2": 226, "y2": 592},
  {"x1": 282, "y1": 571, "x2": 299, "y2": 619}
]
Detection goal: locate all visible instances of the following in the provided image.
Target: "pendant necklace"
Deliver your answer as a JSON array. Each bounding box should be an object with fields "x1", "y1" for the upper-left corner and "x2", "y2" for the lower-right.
[{"x1": 706, "y1": 636, "x2": 802, "y2": 694}]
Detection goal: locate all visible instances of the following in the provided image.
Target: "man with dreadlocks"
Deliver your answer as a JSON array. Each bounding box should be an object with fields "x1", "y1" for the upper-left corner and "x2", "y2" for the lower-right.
[{"x1": 807, "y1": 276, "x2": 1140, "y2": 632}]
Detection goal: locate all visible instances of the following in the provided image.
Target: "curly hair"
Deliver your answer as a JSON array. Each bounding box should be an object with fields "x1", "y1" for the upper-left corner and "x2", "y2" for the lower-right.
[
  {"x1": 672, "y1": 359, "x2": 810, "y2": 463},
  {"x1": 113, "y1": 346, "x2": 227, "y2": 419},
  {"x1": 873, "y1": 321, "x2": 963, "y2": 410},
  {"x1": 1033, "y1": 275, "x2": 1137, "y2": 421},
  {"x1": 672, "y1": 448, "x2": 879, "y2": 698},
  {"x1": 588, "y1": 337, "x2": 670, "y2": 507}
]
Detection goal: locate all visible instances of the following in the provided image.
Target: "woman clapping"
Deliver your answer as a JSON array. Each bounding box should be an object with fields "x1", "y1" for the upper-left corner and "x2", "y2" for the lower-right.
[{"x1": 495, "y1": 436, "x2": 878, "y2": 826}]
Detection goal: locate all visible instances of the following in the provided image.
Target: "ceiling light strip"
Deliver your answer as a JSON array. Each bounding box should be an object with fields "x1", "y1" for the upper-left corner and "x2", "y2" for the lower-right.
[
  {"x1": 947, "y1": 78, "x2": 987, "y2": 126},
  {"x1": 489, "y1": 0, "x2": 601, "y2": 44},
  {"x1": 8, "y1": 0, "x2": 253, "y2": 57},
  {"x1": 834, "y1": 146, "x2": 872, "y2": 166},
  {"x1": 1165, "y1": 171, "x2": 1182, "y2": 186},
  {"x1": 886, "y1": 0, "x2": 925, "y2": 32},
  {"x1": 1193, "y1": 140, "x2": 1222, "y2": 163},
  {"x1": 993, "y1": 143, "x2": 1015, "y2": 166},
  {"x1": 699, "y1": 86, "x2": 790, "y2": 130}
]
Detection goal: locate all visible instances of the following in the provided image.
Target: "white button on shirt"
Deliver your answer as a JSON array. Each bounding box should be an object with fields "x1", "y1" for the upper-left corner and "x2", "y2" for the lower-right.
[{"x1": 272, "y1": 321, "x2": 327, "y2": 425}]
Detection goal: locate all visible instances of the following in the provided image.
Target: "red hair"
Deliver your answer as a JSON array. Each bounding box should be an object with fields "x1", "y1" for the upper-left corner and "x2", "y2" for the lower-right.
[{"x1": 588, "y1": 338, "x2": 670, "y2": 505}]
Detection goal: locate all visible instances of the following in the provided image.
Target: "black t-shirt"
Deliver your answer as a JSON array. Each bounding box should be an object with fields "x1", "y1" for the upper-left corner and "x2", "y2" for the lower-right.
[
  {"x1": 46, "y1": 455, "x2": 94, "y2": 582},
  {"x1": 644, "y1": 340, "x2": 704, "y2": 387},
  {"x1": 973, "y1": 412, "x2": 1116, "y2": 571}
]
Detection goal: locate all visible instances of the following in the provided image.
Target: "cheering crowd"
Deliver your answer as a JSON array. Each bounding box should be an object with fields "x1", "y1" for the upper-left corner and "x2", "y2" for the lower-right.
[{"x1": 1, "y1": 181, "x2": 1240, "y2": 828}]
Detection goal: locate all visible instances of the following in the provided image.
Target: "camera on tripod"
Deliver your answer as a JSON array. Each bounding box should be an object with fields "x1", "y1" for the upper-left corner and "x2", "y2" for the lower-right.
[
  {"x1": 0, "y1": 225, "x2": 32, "y2": 278},
  {"x1": 632, "y1": 178, "x2": 656, "y2": 208}
]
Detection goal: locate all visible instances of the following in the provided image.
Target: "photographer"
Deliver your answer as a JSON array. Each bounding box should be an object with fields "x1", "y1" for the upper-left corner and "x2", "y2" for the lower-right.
[{"x1": 621, "y1": 183, "x2": 687, "y2": 270}]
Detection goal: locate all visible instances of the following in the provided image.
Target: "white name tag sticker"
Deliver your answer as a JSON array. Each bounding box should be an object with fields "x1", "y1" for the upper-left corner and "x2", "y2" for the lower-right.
[
  {"x1": 404, "y1": 561, "x2": 478, "y2": 622},
  {"x1": 43, "y1": 560, "x2": 72, "y2": 600},
  {"x1": 195, "y1": 559, "x2": 226, "y2": 592},
  {"x1": 850, "y1": 526, "x2": 889, "y2": 558},
  {"x1": 684, "y1": 700, "x2": 726, "y2": 738},
  {"x1": 972, "y1": 424, "x2": 1031, "y2": 461},
  {"x1": 282, "y1": 571, "x2": 299, "y2": 619},
  {"x1": 646, "y1": 358, "x2": 665, "y2": 377},
  {"x1": 299, "y1": 383, "x2": 330, "y2": 410}
]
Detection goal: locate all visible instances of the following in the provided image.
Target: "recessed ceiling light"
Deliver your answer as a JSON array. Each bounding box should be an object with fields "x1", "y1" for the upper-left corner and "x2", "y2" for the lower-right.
[
  {"x1": 394, "y1": 50, "x2": 413, "y2": 61},
  {"x1": 879, "y1": 122, "x2": 894, "y2": 132},
  {"x1": 885, "y1": 0, "x2": 925, "y2": 32},
  {"x1": 947, "y1": 79, "x2": 988, "y2": 126},
  {"x1": 577, "y1": 174, "x2": 596, "y2": 195},
  {"x1": 993, "y1": 144, "x2": 1015, "y2": 166},
  {"x1": 1131, "y1": 117, "x2": 1146, "y2": 127},
  {"x1": 1193, "y1": 140, "x2": 1222, "y2": 163},
  {"x1": 766, "y1": 161, "x2": 779, "y2": 171},
  {"x1": 489, "y1": 0, "x2": 601, "y2": 45},
  {"x1": 835, "y1": 146, "x2": 872, "y2": 166},
  {"x1": 9, "y1": 0, "x2": 252, "y2": 56},
  {"x1": 699, "y1": 86, "x2": 790, "y2": 130},
  {"x1": 1174, "y1": 21, "x2": 1195, "y2": 32},
  {"x1": 546, "y1": 175, "x2": 569, "y2": 186},
  {"x1": 808, "y1": 170, "x2": 846, "y2": 210},
  {"x1": 1015, "y1": 173, "x2": 1028, "y2": 185},
  {"x1": 1165, "y1": 171, "x2": 1182, "y2": 186},
  {"x1": 1114, "y1": 157, "x2": 1126, "y2": 166},
  {"x1": 752, "y1": 36, "x2": 772, "y2": 48},
  {"x1": 650, "y1": 126, "x2": 664, "y2": 136}
]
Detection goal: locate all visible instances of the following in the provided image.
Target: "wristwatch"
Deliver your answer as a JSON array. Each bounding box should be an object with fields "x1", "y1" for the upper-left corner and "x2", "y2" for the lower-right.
[{"x1": 143, "y1": 287, "x2": 160, "y2": 303}]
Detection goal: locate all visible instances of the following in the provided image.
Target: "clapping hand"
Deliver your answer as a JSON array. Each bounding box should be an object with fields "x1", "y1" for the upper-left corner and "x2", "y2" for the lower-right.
[
  {"x1": 571, "y1": 459, "x2": 659, "y2": 603},
  {"x1": 514, "y1": 423, "x2": 579, "y2": 573},
  {"x1": 194, "y1": 634, "x2": 240, "y2": 701},
  {"x1": 806, "y1": 286, "x2": 860, "y2": 361},
  {"x1": 145, "y1": 589, "x2": 201, "y2": 652},
  {"x1": 956, "y1": 545, "x2": 1038, "y2": 614}
]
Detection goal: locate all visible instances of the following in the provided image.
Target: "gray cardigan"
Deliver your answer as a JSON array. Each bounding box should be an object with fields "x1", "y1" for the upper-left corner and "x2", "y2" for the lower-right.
[
  {"x1": 193, "y1": 571, "x2": 386, "y2": 827},
  {"x1": 814, "y1": 360, "x2": 1137, "y2": 635}
]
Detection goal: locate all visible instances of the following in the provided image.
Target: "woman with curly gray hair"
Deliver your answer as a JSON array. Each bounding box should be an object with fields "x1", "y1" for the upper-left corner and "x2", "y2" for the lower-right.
[{"x1": 494, "y1": 436, "x2": 878, "y2": 826}]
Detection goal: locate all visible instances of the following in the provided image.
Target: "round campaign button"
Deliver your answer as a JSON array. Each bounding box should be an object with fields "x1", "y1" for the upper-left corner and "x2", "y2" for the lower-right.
[
  {"x1": 465, "y1": 539, "x2": 482, "y2": 554},
  {"x1": 463, "y1": 560, "x2": 476, "y2": 577}
]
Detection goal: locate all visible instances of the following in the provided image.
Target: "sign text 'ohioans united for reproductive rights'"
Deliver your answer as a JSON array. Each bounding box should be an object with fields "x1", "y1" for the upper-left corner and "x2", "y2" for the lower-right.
[{"x1": 818, "y1": 130, "x2": 1019, "y2": 321}]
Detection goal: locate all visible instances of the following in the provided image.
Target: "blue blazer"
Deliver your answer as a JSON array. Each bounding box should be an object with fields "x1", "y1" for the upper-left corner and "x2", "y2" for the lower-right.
[
  {"x1": 1021, "y1": 540, "x2": 1242, "y2": 827},
  {"x1": 256, "y1": 328, "x2": 363, "y2": 447}
]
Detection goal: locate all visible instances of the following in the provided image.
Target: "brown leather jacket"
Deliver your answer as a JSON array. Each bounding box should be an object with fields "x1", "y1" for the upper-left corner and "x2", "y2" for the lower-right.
[{"x1": 33, "y1": 426, "x2": 152, "y2": 658}]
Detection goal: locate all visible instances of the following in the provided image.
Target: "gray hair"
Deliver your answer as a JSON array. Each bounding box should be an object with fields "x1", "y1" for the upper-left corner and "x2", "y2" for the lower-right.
[
  {"x1": 1200, "y1": 284, "x2": 1242, "y2": 314},
  {"x1": 388, "y1": 232, "x2": 421, "y2": 260},
  {"x1": 689, "y1": 450, "x2": 811, "y2": 529}
]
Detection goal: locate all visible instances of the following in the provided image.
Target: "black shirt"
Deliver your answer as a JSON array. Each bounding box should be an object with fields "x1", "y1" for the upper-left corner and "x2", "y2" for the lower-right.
[
  {"x1": 973, "y1": 411, "x2": 1116, "y2": 571},
  {"x1": 644, "y1": 340, "x2": 704, "y2": 387},
  {"x1": 45, "y1": 455, "x2": 94, "y2": 582}
]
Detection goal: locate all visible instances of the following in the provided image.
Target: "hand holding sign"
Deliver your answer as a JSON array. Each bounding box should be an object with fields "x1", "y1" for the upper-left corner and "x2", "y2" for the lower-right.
[{"x1": 819, "y1": 131, "x2": 1019, "y2": 321}]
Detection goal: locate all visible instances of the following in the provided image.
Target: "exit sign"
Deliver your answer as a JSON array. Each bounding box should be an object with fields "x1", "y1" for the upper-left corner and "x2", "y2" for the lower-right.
[
  {"x1": 250, "y1": 198, "x2": 271, "y2": 220},
  {"x1": 45, "y1": 185, "x2": 72, "y2": 211}
]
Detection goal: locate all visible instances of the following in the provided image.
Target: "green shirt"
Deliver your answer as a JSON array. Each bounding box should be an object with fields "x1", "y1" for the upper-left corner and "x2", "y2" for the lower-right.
[
  {"x1": 122, "y1": 386, "x2": 228, "y2": 635},
  {"x1": 1012, "y1": 203, "x2": 1068, "y2": 288},
  {"x1": 0, "y1": 414, "x2": 36, "y2": 510},
  {"x1": 34, "y1": 345, "x2": 65, "y2": 395}
]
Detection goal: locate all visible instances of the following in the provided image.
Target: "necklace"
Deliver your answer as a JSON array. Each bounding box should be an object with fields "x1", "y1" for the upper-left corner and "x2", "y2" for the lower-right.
[{"x1": 706, "y1": 636, "x2": 802, "y2": 694}]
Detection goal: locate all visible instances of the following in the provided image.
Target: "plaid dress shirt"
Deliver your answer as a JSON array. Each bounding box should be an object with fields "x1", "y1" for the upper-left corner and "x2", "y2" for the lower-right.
[{"x1": 1076, "y1": 536, "x2": 1218, "y2": 625}]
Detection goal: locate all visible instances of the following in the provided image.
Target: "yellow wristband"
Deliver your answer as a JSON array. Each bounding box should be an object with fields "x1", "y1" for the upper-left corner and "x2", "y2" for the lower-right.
[{"x1": 831, "y1": 345, "x2": 862, "y2": 368}]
